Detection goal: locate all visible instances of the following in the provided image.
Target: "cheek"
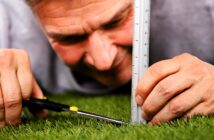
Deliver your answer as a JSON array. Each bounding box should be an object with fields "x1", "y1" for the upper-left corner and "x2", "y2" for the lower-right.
[
  {"x1": 110, "y1": 17, "x2": 133, "y2": 48},
  {"x1": 119, "y1": 21, "x2": 133, "y2": 46},
  {"x1": 51, "y1": 43, "x2": 84, "y2": 65}
]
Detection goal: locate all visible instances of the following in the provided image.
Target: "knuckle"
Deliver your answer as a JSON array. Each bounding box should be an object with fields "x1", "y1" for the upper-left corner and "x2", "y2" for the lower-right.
[
  {"x1": 201, "y1": 66, "x2": 210, "y2": 74},
  {"x1": 150, "y1": 118, "x2": 159, "y2": 125},
  {"x1": 148, "y1": 60, "x2": 172, "y2": 78},
  {"x1": 201, "y1": 102, "x2": 214, "y2": 116},
  {"x1": 197, "y1": 65, "x2": 210, "y2": 76},
  {"x1": 174, "y1": 53, "x2": 199, "y2": 63},
  {"x1": 185, "y1": 62, "x2": 209, "y2": 81},
  {"x1": 4, "y1": 87, "x2": 21, "y2": 98},
  {"x1": 143, "y1": 103, "x2": 155, "y2": 115},
  {"x1": 168, "y1": 101, "x2": 184, "y2": 116},
  {"x1": 191, "y1": 67, "x2": 208, "y2": 79},
  {"x1": 179, "y1": 53, "x2": 192, "y2": 58},
  {"x1": 0, "y1": 49, "x2": 13, "y2": 59},
  {"x1": 136, "y1": 84, "x2": 146, "y2": 96},
  {"x1": 155, "y1": 82, "x2": 172, "y2": 99},
  {"x1": 21, "y1": 89, "x2": 31, "y2": 99},
  {"x1": 148, "y1": 63, "x2": 163, "y2": 78},
  {"x1": 201, "y1": 84, "x2": 214, "y2": 102},
  {"x1": 18, "y1": 49, "x2": 29, "y2": 59},
  {"x1": 175, "y1": 53, "x2": 192, "y2": 59},
  {"x1": 0, "y1": 49, "x2": 14, "y2": 68},
  {"x1": 16, "y1": 50, "x2": 31, "y2": 65},
  {"x1": 4, "y1": 99, "x2": 21, "y2": 110}
]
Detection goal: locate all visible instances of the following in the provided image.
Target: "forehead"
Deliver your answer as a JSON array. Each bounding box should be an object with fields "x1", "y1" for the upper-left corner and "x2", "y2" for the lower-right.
[
  {"x1": 35, "y1": 0, "x2": 132, "y2": 34},
  {"x1": 35, "y1": 0, "x2": 131, "y2": 16}
]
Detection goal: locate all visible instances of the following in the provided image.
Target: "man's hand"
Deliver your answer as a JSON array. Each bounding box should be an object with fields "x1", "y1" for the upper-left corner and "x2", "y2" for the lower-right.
[
  {"x1": 0, "y1": 49, "x2": 46, "y2": 128},
  {"x1": 135, "y1": 53, "x2": 214, "y2": 125}
]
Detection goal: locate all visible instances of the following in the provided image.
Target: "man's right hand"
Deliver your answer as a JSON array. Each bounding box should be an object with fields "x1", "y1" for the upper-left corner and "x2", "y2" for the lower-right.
[{"x1": 0, "y1": 49, "x2": 46, "y2": 128}]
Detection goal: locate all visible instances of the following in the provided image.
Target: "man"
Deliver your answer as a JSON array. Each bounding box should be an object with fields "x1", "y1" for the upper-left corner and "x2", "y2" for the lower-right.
[{"x1": 0, "y1": 0, "x2": 214, "y2": 128}]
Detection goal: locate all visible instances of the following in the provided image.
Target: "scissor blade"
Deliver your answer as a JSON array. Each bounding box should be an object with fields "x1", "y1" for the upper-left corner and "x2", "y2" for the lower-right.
[{"x1": 70, "y1": 110, "x2": 128, "y2": 125}]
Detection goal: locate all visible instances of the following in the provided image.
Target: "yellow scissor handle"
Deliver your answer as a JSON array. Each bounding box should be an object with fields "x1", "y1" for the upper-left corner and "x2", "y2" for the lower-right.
[{"x1": 69, "y1": 106, "x2": 79, "y2": 112}]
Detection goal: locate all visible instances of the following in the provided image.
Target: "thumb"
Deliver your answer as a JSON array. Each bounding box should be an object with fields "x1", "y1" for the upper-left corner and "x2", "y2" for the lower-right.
[{"x1": 30, "y1": 77, "x2": 48, "y2": 118}]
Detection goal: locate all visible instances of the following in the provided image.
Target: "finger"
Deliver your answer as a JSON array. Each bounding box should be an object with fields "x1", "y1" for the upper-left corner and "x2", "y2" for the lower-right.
[
  {"x1": 1, "y1": 70, "x2": 22, "y2": 125},
  {"x1": 0, "y1": 86, "x2": 5, "y2": 128},
  {"x1": 31, "y1": 78, "x2": 48, "y2": 118},
  {"x1": 183, "y1": 97, "x2": 214, "y2": 118},
  {"x1": 142, "y1": 72, "x2": 193, "y2": 120},
  {"x1": 15, "y1": 50, "x2": 33, "y2": 100},
  {"x1": 136, "y1": 59, "x2": 180, "y2": 105},
  {"x1": 31, "y1": 77, "x2": 44, "y2": 99},
  {"x1": 182, "y1": 80, "x2": 214, "y2": 118},
  {"x1": 149, "y1": 83, "x2": 204, "y2": 125}
]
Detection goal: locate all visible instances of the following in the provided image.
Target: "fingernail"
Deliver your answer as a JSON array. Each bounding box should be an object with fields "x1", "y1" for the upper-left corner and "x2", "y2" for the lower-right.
[
  {"x1": 7, "y1": 119, "x2": 21, "y2": 125},
  {"x1": 141, "y1": 110, "x2": 148, "y2": 120},
  {"x1": 148, "y1": 121, "x2": 154, "y2": 125},
  {"x1": 136, "y1": 95, "x2": 143, "y2": 105},
  {"x1": 149, "y1": 118, "x2": 160, "y2": 125}
]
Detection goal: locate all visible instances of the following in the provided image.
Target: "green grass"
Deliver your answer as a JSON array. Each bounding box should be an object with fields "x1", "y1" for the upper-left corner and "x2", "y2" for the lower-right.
[{"x1": 0, "y1": 92, "x2": 214, "y2": 140}]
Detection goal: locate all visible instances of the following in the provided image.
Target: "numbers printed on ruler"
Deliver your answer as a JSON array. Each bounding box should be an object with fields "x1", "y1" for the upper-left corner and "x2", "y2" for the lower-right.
[{"x1": 131, "y1": 0, "x2": 151, "y2": 124}]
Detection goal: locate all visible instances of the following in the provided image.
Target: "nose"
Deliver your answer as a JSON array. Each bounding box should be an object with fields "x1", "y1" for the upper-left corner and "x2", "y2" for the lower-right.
[{"x1": 85, "y1": 31, "x2": 118, "y2": 71}]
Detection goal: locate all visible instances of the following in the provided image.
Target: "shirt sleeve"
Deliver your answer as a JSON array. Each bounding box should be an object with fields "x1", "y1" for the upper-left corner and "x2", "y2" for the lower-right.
[{"x1": 0, "y1": 1, "x2": 11, "y2": 49}]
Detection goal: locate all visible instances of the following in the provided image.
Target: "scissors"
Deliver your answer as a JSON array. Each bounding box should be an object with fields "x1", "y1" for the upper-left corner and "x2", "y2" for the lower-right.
[{"x1": 22, "y1": 98, "x2": 128, "y2": 125}]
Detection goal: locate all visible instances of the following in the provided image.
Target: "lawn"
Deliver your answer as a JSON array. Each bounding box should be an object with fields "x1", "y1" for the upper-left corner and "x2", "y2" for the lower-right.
[{"x1": 0, "y1": 92, "x2": 214, "y2": 140}]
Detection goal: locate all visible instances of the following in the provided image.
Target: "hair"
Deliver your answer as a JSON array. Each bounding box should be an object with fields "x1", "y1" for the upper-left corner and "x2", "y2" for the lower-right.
[{"x1": 25, "y1": 0, "x2": 42, "y2": 7}]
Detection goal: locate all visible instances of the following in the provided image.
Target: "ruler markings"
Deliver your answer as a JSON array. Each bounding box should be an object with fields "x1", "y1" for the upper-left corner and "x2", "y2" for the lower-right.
[{"x1": 131, "y1": 0, "x2": 151, "y2": 124}]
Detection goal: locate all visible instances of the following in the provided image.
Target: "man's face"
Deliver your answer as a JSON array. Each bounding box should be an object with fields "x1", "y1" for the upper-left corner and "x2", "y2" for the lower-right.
[{"x1": 34, "y1": 0, "x2": 133, "y2": 86}]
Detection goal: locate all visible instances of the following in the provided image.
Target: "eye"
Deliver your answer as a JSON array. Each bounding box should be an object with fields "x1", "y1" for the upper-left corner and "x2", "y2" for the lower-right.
[
  {"x1": 56, "y1": 34, "x2": 88, "y2": 45},
  {"x1": 103, "y1": 18, "x2": 122, "y2": 29}
]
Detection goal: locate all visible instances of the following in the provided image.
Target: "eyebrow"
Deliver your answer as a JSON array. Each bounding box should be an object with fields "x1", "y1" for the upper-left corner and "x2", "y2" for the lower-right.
[
  {"x1": 100, "y1": 2, "x2": 132, "y2": 27},
  {"x1": 49, "y1": 33, "x2": 88, "y2": 44},
  {"x1": 47, "y1": 2, "x2": 132, "y2": 42}
]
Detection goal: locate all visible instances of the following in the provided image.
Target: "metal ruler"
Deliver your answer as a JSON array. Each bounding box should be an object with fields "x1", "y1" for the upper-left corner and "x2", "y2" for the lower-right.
[{"x1": 131, "y1": 0, "x2": 151, "y2": 124}]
